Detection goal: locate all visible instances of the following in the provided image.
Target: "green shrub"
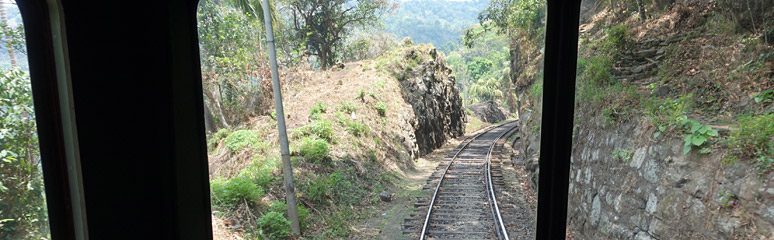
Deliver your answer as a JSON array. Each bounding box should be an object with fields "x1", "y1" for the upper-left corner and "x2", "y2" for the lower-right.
[
  {"x1": 268, "y1": 201, "x2": 310, "y2": 230},
  {"x1": 576, "y1": 56, "x2": 627, "y2": 104},
  {"x1": 375, "y1": 101, "x2": 387, "y2": 116},
  {"x1": 238, "y1": 156, "x2": 279, "y2": 189},
  {"x1": 223, "y1": 130, "x2": 259, "y2": 152},
  {"x1": 728, "y1": 113, "x2": 774, "y2": 174},
  {"x1": 207, "y1": 128, "x2": 232, "y2": 150},
  {"x1": 304, "y1": 175, "x2": 329, "y2": 205},
  {"x1": 293, "y1": 120, "x2": 334, "y2": 142},
  {"x1": 643, "y1": 95, "x2": 693, "y2": 138},
  {"x1": 582, "y1": 56, "x2": 614, "y2": 86},
  {"x1": 257, "y1": 212, "x2": 291, "y2": 239},
  {"x1": 304, "y1": 171, "x2": 352, "y2": 205},
  {"x1": 0, "y1": 69, "x2": 48, "y2": 240},
  {"x1": 309, "y1": 101, "x2": 328, "y2": 120},
  {"x1": 346, "y1": 121, "x2": 370, "y2": 137},
  {"x1": 680, "y1": 119, "x2": 718, "y2": 155},
  {"x1": 336, "y1": 101, "x2": 358, "y2": 114},
  {"x1": 603, "y1": 24, "x2": 628, "y2": 52},
  {"x1": 296, "y1": 137, "x2": 330, "y2": 165},
  {"x1": 210, "y1": 177, "x2": 263, "y2": 208}
]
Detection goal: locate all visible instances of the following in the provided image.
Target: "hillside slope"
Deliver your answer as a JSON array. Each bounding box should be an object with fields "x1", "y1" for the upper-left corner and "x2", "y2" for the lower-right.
[{"x1": 206, "y1": 43, "x2": 466, "y2": 238}]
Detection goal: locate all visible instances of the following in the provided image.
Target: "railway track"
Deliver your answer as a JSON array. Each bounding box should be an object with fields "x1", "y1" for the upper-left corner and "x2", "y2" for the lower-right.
[{"x1": 403, "y1": 121, "x2": 520, "y2": 240}]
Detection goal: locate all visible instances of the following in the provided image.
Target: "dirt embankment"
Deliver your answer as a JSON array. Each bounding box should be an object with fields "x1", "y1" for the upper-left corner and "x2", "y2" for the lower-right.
[{"x1": 207, "y1": 42, "x2": 468, "y2": 238}]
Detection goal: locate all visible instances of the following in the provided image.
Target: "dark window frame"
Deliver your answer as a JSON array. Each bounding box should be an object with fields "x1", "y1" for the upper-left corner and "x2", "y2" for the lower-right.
[{"x1": 17, "y1": 0, "x2": 582, "y2": 239}]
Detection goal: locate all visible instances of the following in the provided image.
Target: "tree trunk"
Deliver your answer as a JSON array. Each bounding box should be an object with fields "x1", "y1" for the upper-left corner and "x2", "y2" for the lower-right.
[
  {"x1": 0, "y1": 3, "x2": 17, "y2": 69},
  {"x1": 203, "y1": 85, "x2": 231, "y2": 129},
  {"x1": 203, "y1": 102, "x2": 217, "y2": 133},
  {"x1": 320, "y1": 47, "x2": 329, "y2": 70}
]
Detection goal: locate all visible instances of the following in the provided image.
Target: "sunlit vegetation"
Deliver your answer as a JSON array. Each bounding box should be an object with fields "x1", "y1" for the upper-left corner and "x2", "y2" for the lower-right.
[
  {"x1": 0, "y1": 5, "x2": 49, "y2": 239},
  {"x1": 382, "y1": 0, "x2": 489, "y2": 53},
  {"x1": 447, "y1": 23, "x2": 513, "y2": 106}
]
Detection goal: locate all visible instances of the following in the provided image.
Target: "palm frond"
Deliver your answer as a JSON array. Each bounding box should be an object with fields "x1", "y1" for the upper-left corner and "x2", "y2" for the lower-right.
[{"x1": 226, "y1": 0, "x2": 276, "y2": 25}]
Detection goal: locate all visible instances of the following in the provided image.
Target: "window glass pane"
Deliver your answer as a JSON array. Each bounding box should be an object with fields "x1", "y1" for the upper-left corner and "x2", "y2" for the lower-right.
[
  {"x1": 197, "y1": 0, "x2": 544, "y2": 238},
  {"x1": 0, "y1": 1, "x2": 50, "y2": 239},
  {"x1": 570, "y1": 1, "x2": 774, "y2": 239}
]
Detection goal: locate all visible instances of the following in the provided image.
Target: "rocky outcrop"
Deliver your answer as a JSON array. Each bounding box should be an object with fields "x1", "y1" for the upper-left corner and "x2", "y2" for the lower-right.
[
  {"x1": 467, "y1": 101, "x2": 507, "y2": 123},
  {"x1": 393, "y1": 45, "x2": 466, "y2": 157}
]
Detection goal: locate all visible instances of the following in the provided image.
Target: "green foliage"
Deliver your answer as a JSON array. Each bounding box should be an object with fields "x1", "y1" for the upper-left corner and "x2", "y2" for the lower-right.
[
  {"x1": 238, "y1": 156, "x2": 279, "y2": 189},
  {"x1": 611, "y1": 149, "x2": 633, "y2": 164},
  {"x1": 477, "y1": 0, "x2": 546, "y2": 37},
  {"x1": 303, "y1": 171, "x2": 352, "y2": 205},
  {"x1": 466, "y1": 57, "x2": 494, "y2": 80},
  {"x1": 345, "y1": 121, "x2": 370, "y2": 137},
  {"x1": 210, "y1": 177, "x2": 264, "y2": 208},
  {"x1": 286, "y1": 0, "x2": 392, "y2": 69},
  {"x1": 198, "y1": 2, "x2": 268, "y2": 126},
  {"x1": 466, "y1": 77, "x2": 506, "y2": 103},
  {"x1": 732, "y1": 52, "x2": 773, "y2": 74},
  {"x1": 753, "y1": 155, "x2": 774, "y2": 176},
  {"x1": 224, "y1": 130, "x2": 260, "y2": 152},
  {"x1": 578, "y1": 56, "x2": 614, "y2": 87},
  {"x1": 576, "y1": 56, "x2": 634, "y2": 106},
  {"x1": 309, "y1": 101, "x2": 328, "y2": 120},
  {"x1": 382, "y1": 0, "x2": 490, "y2": 53},
  {"x1": 318, "y1": 209, "x2": 355, "y2": 237},
  {"x1": 602, "y1": 103, "x2": 630, "y2": 125},
  {"x1": 268, "y1": 201, "x2": 310, "y2": 231},
  {"x1": 529, "y1": 77, "x2": 543, "y2": 99},
  {"x1": 728, "y1": 114, "x2": 774, "y2": 175},
  {"x1": 603, "y1": 24, "x2": 629, "y2": 52},
  {"x1": 753, "y1": 89, "x2": 774, "y2": 103},
  {"x1": 643, "y1": 95, "x2": 693, "y2": 139},
  {"x1": 296, "y1": 137, "x2": 330, "y2": 165},
  {"x1": 448, "y1": 22, "x2": 513, "y2": 106},
  {"x1": 257, "y1": 211, "x2": 291, "y2": 239},
  {"x1": 375, "y1": 101, "x2": 387, "y2": 116},
  {"x1": 293, "y1": 120, "x2": 335, "y2": 143},
  {"x1": 207, "y1": 128, "x2": 232, "y2": 150},
  {"x1": 718, "y1": 189, "x2": 736, "y2": 208},
  {"x1": 0, "y1": 69, "x2": 48, "y2": 239},
  {"x1": 335, "y1": 101, "x2": 358, "y2": 114},
  {"x1": 680, "y1": 119, "x2": 718, "y2": 155}
]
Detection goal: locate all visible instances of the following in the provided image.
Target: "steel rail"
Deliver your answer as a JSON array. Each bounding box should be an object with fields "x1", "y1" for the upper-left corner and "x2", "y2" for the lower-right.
[
  {"x1": 418, "y1": 121, "x2": 514, "y2": 240},
  {"x1": 485, "y1": 123, "x2": 518, "y2": 240}
]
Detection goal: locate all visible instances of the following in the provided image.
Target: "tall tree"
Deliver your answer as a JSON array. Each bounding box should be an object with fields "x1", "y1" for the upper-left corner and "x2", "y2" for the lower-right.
[
  {"x1": 198, "y1": 1, "x2": 268, "y2": 128},
  {"x1": 472, "y1": 0, "x2": 546, "y2": 113},
  {"x1": 0, "y1": 1, "x2": 17, "y2": 69},
  {"x1": 286, "y1": 0, "x2": 393, "y2": 69}
]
